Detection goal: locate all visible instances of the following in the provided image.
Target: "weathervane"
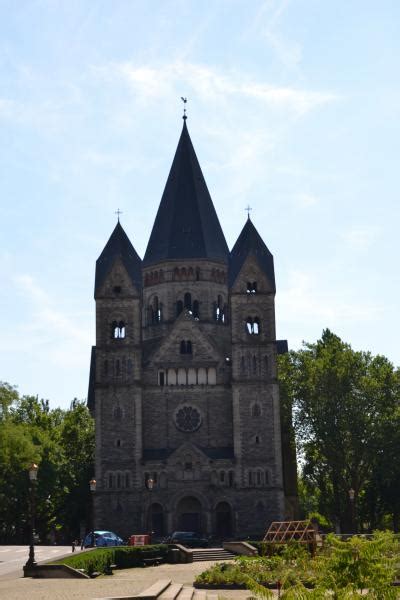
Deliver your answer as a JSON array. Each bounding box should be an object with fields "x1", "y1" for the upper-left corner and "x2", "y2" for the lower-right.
[
  {"x1": 245, "y1": 205, "x2": 252, "y2": 220},
  {"x1": 115, "y1": 208, "x2": 123, "y2": 222},
  {"x1": 181, "y1": 97, "x2": 187, "y2": 120}
]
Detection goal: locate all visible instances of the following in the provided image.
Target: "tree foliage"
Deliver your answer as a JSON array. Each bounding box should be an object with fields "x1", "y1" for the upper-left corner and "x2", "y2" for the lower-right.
[
  {"x1": 279, "y1": 330, "x2": 400, "y2": 532},
  {"x1": 0, "y1": 382, "x2": 94, "y2": 543}
]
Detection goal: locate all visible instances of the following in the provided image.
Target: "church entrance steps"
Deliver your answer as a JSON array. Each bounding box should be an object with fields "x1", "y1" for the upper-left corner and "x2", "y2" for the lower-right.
[{"x1": 191, "y1": 548, "x2": 236, "y2": 562}]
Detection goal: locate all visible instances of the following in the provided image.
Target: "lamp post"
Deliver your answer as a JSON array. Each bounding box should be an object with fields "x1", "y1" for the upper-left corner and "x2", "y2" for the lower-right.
[
  {"x1": 348, "y1": 488, "x2": 355, "y2": 534},
  {"x1": 89, "y1": 478, "x2": 96, "y2": 547},
  {"x1": 24, "y1": 463, "x2": 39, "y2": 571},
  {"x1": 146, "y1": 477, "x2": 154, "y2": 537}
]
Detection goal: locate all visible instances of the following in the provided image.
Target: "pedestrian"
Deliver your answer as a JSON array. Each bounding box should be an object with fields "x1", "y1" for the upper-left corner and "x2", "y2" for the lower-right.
[
  {"x1": 81, "y1": 537, "x2": 84, "y2": 550},
  {"x1": 71, "y1": 540, "x2": 76, "y2": 552}
]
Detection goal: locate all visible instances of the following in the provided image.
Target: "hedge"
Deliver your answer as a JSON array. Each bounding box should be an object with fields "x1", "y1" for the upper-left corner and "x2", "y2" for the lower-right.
[{"x1": 51, "y1": 544, "x2": 168, "y2": 575}]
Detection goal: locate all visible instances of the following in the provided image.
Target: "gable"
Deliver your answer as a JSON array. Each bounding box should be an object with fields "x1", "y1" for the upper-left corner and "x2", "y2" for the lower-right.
[
  {"x1": 97, "y1": 256, "x2": 140, "y2": 298},
  {"x1": 149, "y1": 311, "x2": 222, "y2": 365},
  {"x1": 231, "y1": 253, "x2": 275, "y2": 294}
]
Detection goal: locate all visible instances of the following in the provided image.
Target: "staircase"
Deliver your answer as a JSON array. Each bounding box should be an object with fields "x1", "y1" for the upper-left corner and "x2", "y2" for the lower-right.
[
  {"x1": 136, "y1": 579, "x2": 236, "y2": 600},
  {"x1": 191, "y1": 548, "x2": 236, "y2": 562}
]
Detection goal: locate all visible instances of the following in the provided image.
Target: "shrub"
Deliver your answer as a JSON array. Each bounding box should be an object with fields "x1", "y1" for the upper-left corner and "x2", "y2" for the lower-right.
[{"x1": 51, "y1": 544, "x2": 168, "y2": 574}]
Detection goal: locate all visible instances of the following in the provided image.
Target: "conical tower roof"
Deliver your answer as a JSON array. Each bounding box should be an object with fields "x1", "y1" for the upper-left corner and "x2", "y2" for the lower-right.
[
  {"x1": 229, "y1": 218, "x2": 275, "y2": 290},
  {"x1": 144, "y1": 121, "x2": 229, "y2": 265},
  {"x1": 95, "y1": 221, "x2": 142, "y2": 296}
]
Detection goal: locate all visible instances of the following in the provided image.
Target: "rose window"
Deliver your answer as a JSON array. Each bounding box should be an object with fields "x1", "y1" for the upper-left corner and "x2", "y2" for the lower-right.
[{"x1": 175, "y1": 405, "x2": 201, "y2": 432}]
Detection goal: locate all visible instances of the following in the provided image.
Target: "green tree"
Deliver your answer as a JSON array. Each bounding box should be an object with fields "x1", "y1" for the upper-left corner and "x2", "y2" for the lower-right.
[{"x1": 280, "y1": 330, "x2": 399, "y2": 532}]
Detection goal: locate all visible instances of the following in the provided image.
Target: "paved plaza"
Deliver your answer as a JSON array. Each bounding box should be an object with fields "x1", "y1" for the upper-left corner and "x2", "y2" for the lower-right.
[{"x1": 0, "y1": 559, "x2": 258, "y2": 600}]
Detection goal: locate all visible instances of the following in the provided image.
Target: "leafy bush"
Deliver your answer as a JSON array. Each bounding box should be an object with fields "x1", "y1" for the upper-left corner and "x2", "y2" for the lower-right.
[
  {"x1": 196, "y1": 532, "x2": 400, "y2": 598},
  {"x1": 51, "y1": 544, "x2": 168, "y2": 575}
]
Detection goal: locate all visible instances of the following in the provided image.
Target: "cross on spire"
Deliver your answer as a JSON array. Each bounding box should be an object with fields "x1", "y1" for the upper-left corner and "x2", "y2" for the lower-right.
[
  {"x1": 245, "y1": 205, "x2": 252, "y2": 220},
  {"x1": 181, "y1": 97, "x2": 187, "y2": 120},
  {"x1": 115, "y1": 208, "x2": 123, "y2": 222}
]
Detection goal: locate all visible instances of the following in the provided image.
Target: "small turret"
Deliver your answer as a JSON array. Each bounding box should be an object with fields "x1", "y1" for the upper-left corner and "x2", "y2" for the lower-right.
[
  {"x1": 95, "y1": 221, "x2": 142, "y2": 298},
  {"x1": 229, "y1": 218, "x2": 275, "y2": 291}
]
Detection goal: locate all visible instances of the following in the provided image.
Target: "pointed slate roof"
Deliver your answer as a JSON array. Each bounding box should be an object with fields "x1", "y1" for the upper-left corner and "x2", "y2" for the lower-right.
[
  {"x1": 144, "y1": 121, "x2": 229, "y2": 265},
  {"x1": 95, "y1": 221, "x2": 142, "y2": 296},
  {"x1": 229, "y1": 218, "x2": 276, "y2": 291}
]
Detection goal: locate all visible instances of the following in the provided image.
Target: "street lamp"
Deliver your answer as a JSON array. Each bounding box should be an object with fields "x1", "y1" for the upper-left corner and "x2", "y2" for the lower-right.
[
  {"x1": 147, "y1": 477, "x2": 154, "y2": 491},
  {"x1": 89, "y1": 478, "x2": 96, "y2": 547},
  {"x1": 348, "y1": 488, "x2": 355, "y2": 534},
  {"x1": 24, "y1": 463, "x2": 39, "y2": 571}
]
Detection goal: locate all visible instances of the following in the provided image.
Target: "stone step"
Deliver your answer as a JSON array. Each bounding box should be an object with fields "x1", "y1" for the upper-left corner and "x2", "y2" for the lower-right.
[
  {"x1": 134, "y1": 579, "x2": 173, "y2": 600},
  {"x1": 176, "y1": 587, "x2": 195, "y2": 600},
  {"x1": 192, "y1": 550, "x2": 235, "y2": 562},
  {"x1": 193, "y1": 591, "x2": 206, "y2": 600},
  {"x1": 158, "y1": 583, "x2": 183, "y2": 600}
]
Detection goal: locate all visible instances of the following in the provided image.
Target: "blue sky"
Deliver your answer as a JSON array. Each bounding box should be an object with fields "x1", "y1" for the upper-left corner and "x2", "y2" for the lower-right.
[{"x1": 1, "y1": 0, "x2": 399, "y2": 409}]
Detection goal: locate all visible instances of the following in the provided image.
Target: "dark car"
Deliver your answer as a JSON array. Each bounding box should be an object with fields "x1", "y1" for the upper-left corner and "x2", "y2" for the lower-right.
[{"x1": 167, "y1": 531, "x2": 208, "y2": 548}]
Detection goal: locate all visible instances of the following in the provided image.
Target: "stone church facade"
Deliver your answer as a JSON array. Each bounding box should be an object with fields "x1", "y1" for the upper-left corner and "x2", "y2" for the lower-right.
[{"x1": 88, "y1": 118, "x2": 297, "y2": 539}]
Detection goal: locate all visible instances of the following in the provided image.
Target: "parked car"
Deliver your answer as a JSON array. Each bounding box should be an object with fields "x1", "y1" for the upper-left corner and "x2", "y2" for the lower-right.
[
  {"x1": 167, "y1": 531, "x2": 208, "y2": 548},
  {"x1": 83, "y1": 530, "x2": 124, "y2": 548}
]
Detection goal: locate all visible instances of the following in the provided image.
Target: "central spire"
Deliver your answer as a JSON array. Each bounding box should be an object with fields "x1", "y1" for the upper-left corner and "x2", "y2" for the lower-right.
[{"x1": 143, "y1": 121, "x2": 229, "y2": 266}]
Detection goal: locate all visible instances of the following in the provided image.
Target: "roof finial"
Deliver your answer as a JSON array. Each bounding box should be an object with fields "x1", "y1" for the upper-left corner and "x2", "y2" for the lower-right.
[
  {"x1": 245, "y1": 204, "x2": 252, "y2": 220},
  {"x1": 181, "y1": 97, "x2": 187, "y2": 121},
  {"x1": 115, "y1": 208, "x2": 123, "y2": 222}
]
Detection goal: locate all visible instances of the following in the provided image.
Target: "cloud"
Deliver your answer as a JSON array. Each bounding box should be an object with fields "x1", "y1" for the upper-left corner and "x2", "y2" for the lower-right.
[{"x1": 93, "y1": 60, "x2": 337, "y2": 116}]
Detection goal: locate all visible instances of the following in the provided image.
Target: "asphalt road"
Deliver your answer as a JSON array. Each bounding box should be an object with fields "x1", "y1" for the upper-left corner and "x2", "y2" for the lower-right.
[{"x1": 0, "y1": 545, "x2": 74, "y2": 577}]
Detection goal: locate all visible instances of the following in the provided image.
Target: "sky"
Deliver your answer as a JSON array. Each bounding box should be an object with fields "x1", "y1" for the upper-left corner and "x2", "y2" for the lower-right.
[{"x1": 1, "y1": 0, "x2": 399, "y2": 409}]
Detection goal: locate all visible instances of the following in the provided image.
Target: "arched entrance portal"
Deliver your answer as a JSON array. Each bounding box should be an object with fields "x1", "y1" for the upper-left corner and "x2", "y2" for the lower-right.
[
  {"x1": 176, "y1": 496, "x2": 202, "y2": 532},
  {"x1": 149, "y1": 503, "x2": 164, "y2": 536},
  {"x1": 215, "y1": 502, "x2": 232, "y2": 538}
]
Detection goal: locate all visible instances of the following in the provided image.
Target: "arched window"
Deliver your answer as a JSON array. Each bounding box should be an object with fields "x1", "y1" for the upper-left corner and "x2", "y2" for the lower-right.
[
  {"x1": 173, "y1": 267, "x2": 180, "y2": 281},
  {"x1": 247, "y1": 281, "x2": 257, "y2": 294},
  {"x1": 253, "y1": 355, "x2": 257, "y2": 374},
  {"x1": 256, "y1": 471, "x2": 262, "y2": 485},
  {"x1": 125, "y1": 473, "x2": 130, "y2": 488},
  {"x1": 253, "y1": 317, "x2": 260, "y2": 335},
  {"x1": 193, "y1": 300, "x2": 199, "y2": 319},
  {"x1": 214, "y1": 295, "x2": 225, "y2": 322},
  {"x1": 240, "y1": 356, "x2": 245, "y2": 373},
  {"x1": 112, "y1": 320, "x2": 126, "y2": 338},
  {"x1": 186, "y1": 340, "x2": 192, "y2": 354},
  {"x1": 220, "y1": 471, "x2": 225, "y2": 483},
  {"x1": 180, "y1": 340, "x2": 187, "y2": 354},
  {"x1": 228, "y1": 471, "x2": 234, "y2": 487},
  {"x1": 255, "y1": 435, "x2": 260, "y2": 445},
  {"x1": 248, "y1": 471, "x2": 253, "y2": 486},
  {"x1": 246, "y1": 317, "x2": 260, "y2": 335},
  {"x1": 150, "y1": 296, "x2": 162, "y2": 324},
  {"x1": 127, "y1": 359, "x2": 133, "y2": 375},
  {"x1": 176, "y1": 300, "x2": 183, "y2": 316},
  {"x1": 184, "y1": 292, "x2": 192, "y2": 310},
  {"x1": 103, "y1": 360, "x2": 108, "y2": 376},
  {"x1": 116, "y1": 439, "x2": 121, "y2": 447},
  {"x1": 251, "y1": 403, "x2": 261, "y2": 418},
  {"x1": 265, "y1": 470, "x2": 270, "y2": 485},
  {"x1": 246, "y1": 317, "x2": 253, "y2": 334},
  {"x1": 108, "y1": 473, "x2": 114, "y2": 488},
  {"x1": 184, "y1": 454, "x2": 193, "y2": 470},
  {"x1": 196, "y1": 267, "x2": 200, "y2": 281}
]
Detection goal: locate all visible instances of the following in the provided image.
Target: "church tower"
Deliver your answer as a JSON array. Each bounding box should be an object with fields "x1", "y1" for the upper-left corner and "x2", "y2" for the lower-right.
[{"x1": 88, "y1": 118, "x2": 297, "y2": 538}]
